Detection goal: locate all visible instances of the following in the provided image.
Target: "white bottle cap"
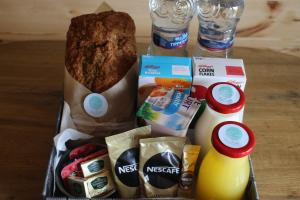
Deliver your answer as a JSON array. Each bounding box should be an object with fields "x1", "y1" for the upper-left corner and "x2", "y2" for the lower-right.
[
  {"x1": 212, "y1": 83, "x2": 240, "y2": 105},
  {"x1": 212, "y1": 121, "x2": 255, "y2": 158},
  {"x1": 218, "y1": 124, "x2": 249, "y2": 149},
  {"x1": 83, "y1": 93, "x2": 108, "y2": 118},
  {"x1": 206, "y1": 82, "x2": 245, "y2": 114}
]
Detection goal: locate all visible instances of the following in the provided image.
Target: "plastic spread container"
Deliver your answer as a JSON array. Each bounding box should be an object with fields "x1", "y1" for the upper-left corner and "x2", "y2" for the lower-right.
[{"x1": 196, "y1": 121, "x2": 256, "y2": 200}]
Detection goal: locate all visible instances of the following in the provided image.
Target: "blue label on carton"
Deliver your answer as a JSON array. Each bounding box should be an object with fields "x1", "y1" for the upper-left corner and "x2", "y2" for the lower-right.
[
  {"x1": 139, "y1": 55, "x2": 192, "y2": 79},
  {"x1": 138, "y1": 55, "x2": 193, "y2": 103}
]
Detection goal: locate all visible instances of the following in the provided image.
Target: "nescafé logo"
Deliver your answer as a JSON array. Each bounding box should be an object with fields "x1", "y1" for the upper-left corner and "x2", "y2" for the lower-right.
[
  {"x1": 115, "y1": 148, "x2": 139, "y2": 187},
  {"x1": 143, "y1": 151, "x2": 181, "y2": 189}
]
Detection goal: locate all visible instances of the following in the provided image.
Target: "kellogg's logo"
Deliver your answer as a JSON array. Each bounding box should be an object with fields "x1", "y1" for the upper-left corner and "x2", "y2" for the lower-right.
[
  {"x1": 145, "y1": 65, "x2": 160, "y2": 69},
  {"x1": 199, "y1": 64, "x2": 213, "y2": 68}
]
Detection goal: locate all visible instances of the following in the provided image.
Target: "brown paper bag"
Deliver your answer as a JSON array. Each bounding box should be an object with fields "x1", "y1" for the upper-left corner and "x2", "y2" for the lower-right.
[{"x1": 63, "y1": 62, "x2": 138, "y2": 137}]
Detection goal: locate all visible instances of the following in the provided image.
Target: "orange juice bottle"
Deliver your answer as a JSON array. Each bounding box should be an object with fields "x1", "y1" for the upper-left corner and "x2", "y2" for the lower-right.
[{"x1": 196, "y1": 121, "x2": 256, "y2": 200}]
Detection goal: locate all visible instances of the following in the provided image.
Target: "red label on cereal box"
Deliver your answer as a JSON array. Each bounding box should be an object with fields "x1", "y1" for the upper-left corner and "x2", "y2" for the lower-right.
[{"x1": 225, "y1": 66, "x2": 244, "y2": 76}]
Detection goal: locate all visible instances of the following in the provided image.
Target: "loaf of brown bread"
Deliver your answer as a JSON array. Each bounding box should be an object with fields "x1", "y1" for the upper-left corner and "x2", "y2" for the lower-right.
[{"x1": 65, "y1": 11, "x2": 137, "y2": 93}]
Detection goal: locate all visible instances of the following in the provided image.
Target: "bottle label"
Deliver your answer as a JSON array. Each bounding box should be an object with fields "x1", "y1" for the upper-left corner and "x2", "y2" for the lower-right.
[
  {"x1": 212, "y1": 84, "x2": 240, "y2": 105},
  {"x1": 152, "y1": 26, "x2": 189, "y2": 49},
  {"x1": 198, "y1": 27, "x2": 234, "y2": 50},
  {"x1": 218, "y1": 124, "x2": 249, "y2": 149}
]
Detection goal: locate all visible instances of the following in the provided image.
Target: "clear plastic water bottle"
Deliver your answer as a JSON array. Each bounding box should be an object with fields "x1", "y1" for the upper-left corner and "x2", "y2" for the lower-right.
[
  {"x1": 193, "y1": 0, "x2": 245, "y2": 58},
  {"x1": 148, "y1": 0, "x2": 196, "y2": 57}
]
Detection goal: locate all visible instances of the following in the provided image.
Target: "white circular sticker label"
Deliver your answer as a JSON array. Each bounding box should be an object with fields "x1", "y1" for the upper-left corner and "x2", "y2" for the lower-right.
[
  {"x1": 218, "y1": 124, "x2": 249, "y2": 149},
  {"x1": 212, "y1": 84, "x2": 240, "y2": 105},
  {"x1": 83, "y1": 93, "x2": 108, "y2": 118}
]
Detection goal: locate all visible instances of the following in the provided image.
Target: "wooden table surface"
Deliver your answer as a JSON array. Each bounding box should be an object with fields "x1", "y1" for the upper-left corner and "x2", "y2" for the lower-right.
[{"x1": 0, "y1": 41, "x2": 299, "y2": 200}]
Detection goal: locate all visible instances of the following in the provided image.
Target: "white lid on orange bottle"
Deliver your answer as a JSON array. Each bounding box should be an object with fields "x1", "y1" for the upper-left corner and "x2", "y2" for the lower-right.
[
  {"x1": 212, "y1": 121, "x2": 255, "y2": 158},
  {"x1": 206, "y1": 82, "x2": 245, "y2": 114}
]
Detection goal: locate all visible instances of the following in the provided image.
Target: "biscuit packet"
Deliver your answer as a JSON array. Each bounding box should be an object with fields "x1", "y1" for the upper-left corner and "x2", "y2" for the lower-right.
[
  {"x1": 139, "y1": 137, "x2": 186, "y2": 198},
  {"x1": 105, "y1": 126, "x2": 151, "y2": 198}
]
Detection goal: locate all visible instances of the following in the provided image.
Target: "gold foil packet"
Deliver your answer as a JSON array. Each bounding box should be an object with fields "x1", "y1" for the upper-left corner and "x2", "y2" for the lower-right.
[
  {"x1": 139, "y1": 137, "x2": 186, "y2": 198},
  {"x1": 105, "y1": 126, "x2": 151, "y2": 198},
  {"x1": 178, "y1": 144, "x2": 201, "y2": 198}
]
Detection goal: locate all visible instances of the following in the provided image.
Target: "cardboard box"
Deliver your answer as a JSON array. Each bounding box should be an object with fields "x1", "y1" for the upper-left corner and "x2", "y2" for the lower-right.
[
  {"x1": 138, "y1": 55, "x2": 192, "y2": 106},
  {"x1": 192, "y1": 57, "x2": 246, "y2": 100},
  {"x1": 42, "y1": 101, "x2": 259, "y2": 200}
]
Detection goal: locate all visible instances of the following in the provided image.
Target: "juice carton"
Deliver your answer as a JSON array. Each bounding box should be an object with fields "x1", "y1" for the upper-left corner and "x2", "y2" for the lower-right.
[
  {"x1": 138, "y1": 55, "x2": 192, "y2": 106},
  {"x1": 192, "y1": 57, "x2": 247, "y2": 100}
]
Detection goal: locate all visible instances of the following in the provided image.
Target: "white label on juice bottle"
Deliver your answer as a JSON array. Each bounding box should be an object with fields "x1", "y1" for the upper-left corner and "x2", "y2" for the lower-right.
[
  {"x1": 218, "y1": 124, "x2": 249, "y2": 149},
  {"x1": 83, "y1": 93, "x2": 108, "y2": 118},
  {"x1": 212, "y1": 84, "x2": 240, "y2": 105}
]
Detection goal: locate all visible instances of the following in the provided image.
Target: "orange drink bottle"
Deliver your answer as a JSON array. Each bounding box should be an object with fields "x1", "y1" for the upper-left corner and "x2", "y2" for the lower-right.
[{"x1": 196, "y1": 121, "x2": 256, "y2": 200}]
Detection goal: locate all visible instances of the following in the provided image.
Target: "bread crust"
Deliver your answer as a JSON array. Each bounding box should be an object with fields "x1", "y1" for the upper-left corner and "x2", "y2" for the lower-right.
[{"x1": 65, "y1": 11, "x2": 137, "y2": 93}]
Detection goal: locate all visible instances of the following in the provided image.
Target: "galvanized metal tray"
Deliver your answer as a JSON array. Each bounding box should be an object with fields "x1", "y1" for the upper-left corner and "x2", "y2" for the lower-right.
[{"x1": 42, "y1": 102, "x2": 259, "y2": 200}]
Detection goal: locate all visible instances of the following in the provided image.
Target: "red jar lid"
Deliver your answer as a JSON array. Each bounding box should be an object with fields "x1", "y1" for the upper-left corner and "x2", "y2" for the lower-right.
[
  {"x1": 212, "y1": 121, "x2": 256, "y2": 158},
  {"x1": 206, "y1": 82, "x2": 245, "y2": 114}
]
